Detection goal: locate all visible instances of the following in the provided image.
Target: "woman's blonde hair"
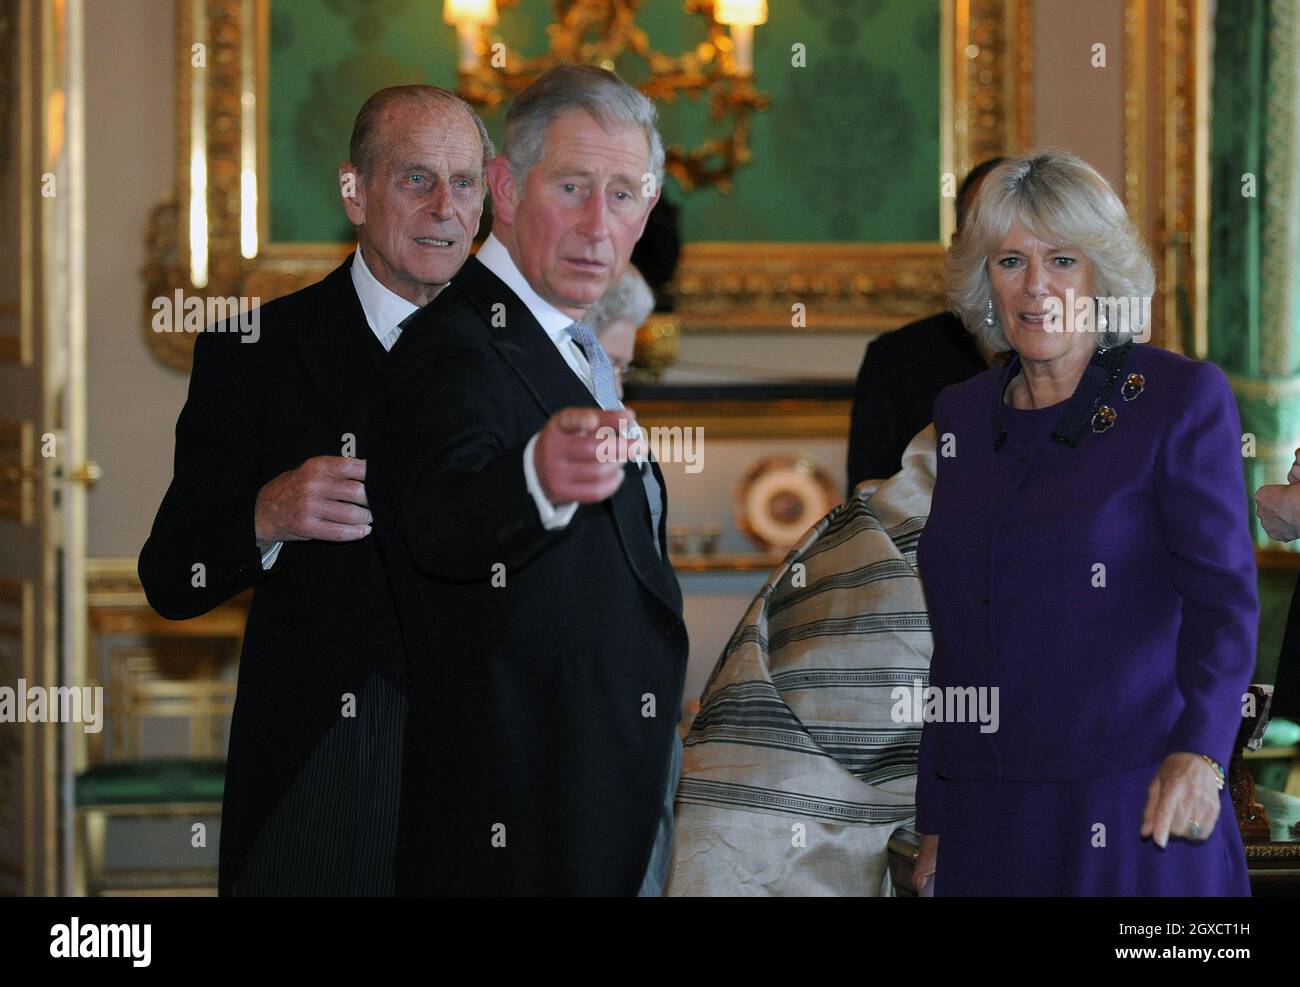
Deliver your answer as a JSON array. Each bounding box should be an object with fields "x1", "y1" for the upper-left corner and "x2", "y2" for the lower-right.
[{"x1": 946, "y1": 150, "x2": 1155, "y2": 351}]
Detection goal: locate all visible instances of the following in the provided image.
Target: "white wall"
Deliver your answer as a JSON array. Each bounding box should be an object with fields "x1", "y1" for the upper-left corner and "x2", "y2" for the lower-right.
[{"x1": 85, "y1": 0, "x2": 186, "y2": 557}]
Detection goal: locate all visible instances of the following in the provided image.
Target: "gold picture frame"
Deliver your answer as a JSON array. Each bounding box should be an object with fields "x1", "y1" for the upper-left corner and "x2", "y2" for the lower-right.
[
  {"x1": 143, "y1": 0, "x2": 1034, "y2": 372},
  {"x1": 1122, "y1": 0, "x2": 1207, "y2": 356}
]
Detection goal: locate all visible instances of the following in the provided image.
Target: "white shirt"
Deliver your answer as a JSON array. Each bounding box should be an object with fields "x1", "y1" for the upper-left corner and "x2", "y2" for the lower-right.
[
  {"x1": 351, "y1": 242, "x2": 419, "y2": 350},
  {"x1": 258, "y1": 245, "x2": 417, "y2": 569}
]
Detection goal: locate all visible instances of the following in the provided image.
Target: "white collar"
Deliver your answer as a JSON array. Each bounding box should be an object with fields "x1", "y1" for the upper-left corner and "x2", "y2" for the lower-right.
[
  {"x1": 350, "y1": 243, "x2": 419, "y2": 343},
  {"x1": 474, "y1": 233, "x2": 579, "y2": 346}
]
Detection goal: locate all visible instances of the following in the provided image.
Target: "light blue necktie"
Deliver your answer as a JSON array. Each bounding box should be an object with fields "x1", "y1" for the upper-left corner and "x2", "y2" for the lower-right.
[
  {"x1": 564, "y1": 320, "x2": 621, "y2": 410},
  {"x1": 564, "y1": 320, "x2": 663, "y2": 557}
]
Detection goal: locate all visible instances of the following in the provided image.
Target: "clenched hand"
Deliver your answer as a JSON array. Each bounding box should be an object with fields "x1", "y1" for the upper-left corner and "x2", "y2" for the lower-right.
[{"x1": 255, "y1": 456, "x2": 372, "y2": 544}]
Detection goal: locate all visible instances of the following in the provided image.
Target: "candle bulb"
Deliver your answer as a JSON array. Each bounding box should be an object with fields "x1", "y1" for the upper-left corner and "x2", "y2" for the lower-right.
[
  {"x1": 714, "y1": 0, "x2": 766, "y2": 75},
  {"x1": 732, "y1": 23, "x2": 754, "y2": 74},
  {"x1": 444, "y1": 0, "x2": 498, "y2": 72},
  {"x1": 456, "y1": 21, "x2": 479, "y2": 71}
]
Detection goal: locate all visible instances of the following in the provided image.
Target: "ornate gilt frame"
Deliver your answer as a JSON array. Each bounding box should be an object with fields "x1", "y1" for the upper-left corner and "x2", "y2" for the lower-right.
[
  {"x1": 1123, "y1": 0, "x2": 1207, "y2": 356},
  {"x1": 144, "y1": 0, "x2": 1033, "y2": 371}
]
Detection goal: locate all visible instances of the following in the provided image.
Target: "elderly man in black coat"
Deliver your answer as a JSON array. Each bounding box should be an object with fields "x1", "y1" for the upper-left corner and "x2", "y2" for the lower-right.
[
  {"x1": 371, "y1": 64, "x2": 688, "y2": 896},
  {"x1": 139, "y1": 86, "x2": 492, "y2": 894}
]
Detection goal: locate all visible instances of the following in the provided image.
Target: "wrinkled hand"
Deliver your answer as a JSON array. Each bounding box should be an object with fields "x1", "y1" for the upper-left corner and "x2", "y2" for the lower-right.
[
  {"x1": 534, "y1": 407, "x2": 643, "y2": 505},
  {"x1": 1140, "y1": 752, "x2": 1221, "y2": 848},
  {"x1": 914, "y1": 833, "x2": 938, "y2": 895},
  {"x1": 254, "y1": 455, "x2": 371, "y2": 544},
  {"x1": 1255, "y1": 481, "x2": 1300, "y2": 542}
]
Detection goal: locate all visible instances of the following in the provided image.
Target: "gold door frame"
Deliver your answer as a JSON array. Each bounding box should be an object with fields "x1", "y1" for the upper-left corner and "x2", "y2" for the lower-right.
[
  {"x1": 142, "y1": 0, "x2": 1035, "y2": 371},
  {"x1": 1, "y1": 0, "x2": 88, "y2": 896}
]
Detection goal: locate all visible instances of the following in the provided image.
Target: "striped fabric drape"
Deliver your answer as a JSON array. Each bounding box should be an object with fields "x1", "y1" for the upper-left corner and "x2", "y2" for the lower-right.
[{"x1": 666, "y1": 427, "x2": 937, "y2": 896}]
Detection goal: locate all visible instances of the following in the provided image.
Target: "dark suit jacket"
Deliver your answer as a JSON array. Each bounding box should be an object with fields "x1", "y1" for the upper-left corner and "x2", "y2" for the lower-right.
[
  {"x1": 1274, "y1": 579, "x2": 1300, "y2": 720},
  {"x1": 138, "y1": 257, "x2": 406, "y2": 895},
  {"x1": 846, "y1": 311, "x2": 986, "y2": 495},
  {"x1": 370, "y1": 255, "x2": 689, "y2": 896}
]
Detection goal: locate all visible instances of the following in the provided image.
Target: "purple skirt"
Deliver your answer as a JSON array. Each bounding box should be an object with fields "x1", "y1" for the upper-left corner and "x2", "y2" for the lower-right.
[{"x1": 932, "y1": 761, "x2": 1250, "y2": 896}]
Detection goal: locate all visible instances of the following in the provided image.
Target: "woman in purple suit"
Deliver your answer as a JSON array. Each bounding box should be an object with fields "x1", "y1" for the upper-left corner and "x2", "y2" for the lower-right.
[{"x1": 913, "y1": 152, "x2": 1257, "y2": 896}]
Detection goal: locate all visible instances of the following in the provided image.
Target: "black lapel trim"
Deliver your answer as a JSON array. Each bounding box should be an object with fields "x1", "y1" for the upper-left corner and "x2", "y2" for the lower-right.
[
  {"x1": 992, "y1": 342, "x2": 1135, "y2": 452},
  {"x1": 295, "y1": 254, "x2": 390, "y2": 449},
  {"x1": 992, "y1": 356, "x2": 1018, "y2": 452},
  {"x1": 1049, "y1": 343, "x2": 1134, "y2": 447},
  {"x1": 451, "y1": 257, "x2": 597, "y2": 416}
]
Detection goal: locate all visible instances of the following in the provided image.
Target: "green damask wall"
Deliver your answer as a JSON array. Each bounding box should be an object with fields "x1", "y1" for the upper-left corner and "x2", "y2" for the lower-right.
[{"x1": 266, "y1": 0, "x2": 941, "y2": 245}]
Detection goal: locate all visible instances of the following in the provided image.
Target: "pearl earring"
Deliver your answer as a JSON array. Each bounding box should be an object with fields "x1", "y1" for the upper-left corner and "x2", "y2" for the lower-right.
[
  {"x1": 984, "y1": 299, "x2": 995, "y2": 326},
  {"x1": 1096, "y1": 297, "x2": 1109, "y2": 333}
]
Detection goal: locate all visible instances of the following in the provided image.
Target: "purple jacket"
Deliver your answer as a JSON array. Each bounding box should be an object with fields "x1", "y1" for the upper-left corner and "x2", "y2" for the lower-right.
[{"x1": 915, "y1": 343, "x2": 1257, "y2": 833}]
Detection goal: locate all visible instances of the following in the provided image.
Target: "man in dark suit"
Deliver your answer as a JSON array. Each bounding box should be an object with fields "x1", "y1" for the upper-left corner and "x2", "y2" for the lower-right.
[
  {"x1": 846, "y1": 158, "x2": 1007, "y2": 494},
  {"x1": 138, "y1": 86, "x2": 492, "y2": 894},
  {"x1": 372, "y1": 64, "x2": 688, "y2": 895}
]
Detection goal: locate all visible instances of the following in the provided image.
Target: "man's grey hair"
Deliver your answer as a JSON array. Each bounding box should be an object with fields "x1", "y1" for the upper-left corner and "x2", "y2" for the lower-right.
[
  {"x1": 947, "y1": 150, "x2": 1155, "y2": 351},
  {"x1": 586, "y1": 264, "x2": 655, "y2": 336},
  {"x1": 503, "y1": 63, "x2": 664, "y2": 190},
  {"x1": 349, "y1": 85, "x2": 495, "y2": 183}
]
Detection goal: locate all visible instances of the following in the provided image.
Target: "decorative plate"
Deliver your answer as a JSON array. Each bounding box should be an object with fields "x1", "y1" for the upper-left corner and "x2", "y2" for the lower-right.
[{"x1": 733, "y1": 455, "x2": 840, "y2": 551}]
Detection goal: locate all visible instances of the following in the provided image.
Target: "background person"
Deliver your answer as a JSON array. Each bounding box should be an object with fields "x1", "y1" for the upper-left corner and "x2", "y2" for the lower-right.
[
  {"x1": 846, "y1": 158, "x2": 1007, "y2": 496},
  {"x1": 585, "y1": 263, "x2": 655, "y2": 400}
]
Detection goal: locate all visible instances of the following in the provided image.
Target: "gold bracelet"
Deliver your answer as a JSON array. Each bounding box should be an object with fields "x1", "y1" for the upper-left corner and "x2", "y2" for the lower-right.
[{"x1": 1199, "y1": 754, "x2": 1225, "y2": 791}]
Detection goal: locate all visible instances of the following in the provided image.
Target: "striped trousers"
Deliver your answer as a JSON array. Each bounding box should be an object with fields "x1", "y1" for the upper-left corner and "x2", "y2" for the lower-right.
[{"x1": 231, "y1": 671, "x2": 408, "y2": 896}]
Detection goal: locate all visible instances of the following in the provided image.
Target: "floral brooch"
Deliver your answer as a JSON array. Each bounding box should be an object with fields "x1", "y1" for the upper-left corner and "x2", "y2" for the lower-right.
[
  {"x1": 1121, "y1": 372, "x2": 1145, "y2": 401},
  {"x1": 1091, "y1": 373, "x2": 1145, "y2": 433}
]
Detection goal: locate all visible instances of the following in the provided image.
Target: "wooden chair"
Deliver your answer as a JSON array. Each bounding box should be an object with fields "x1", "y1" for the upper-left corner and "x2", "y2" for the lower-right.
[{"x1": 75, "y1": 581, "x2": 247, "y2": 896}]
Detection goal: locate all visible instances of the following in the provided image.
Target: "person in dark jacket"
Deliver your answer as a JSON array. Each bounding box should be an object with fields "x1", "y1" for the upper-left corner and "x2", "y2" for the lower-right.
[
  {"x1": 370, "y1": 65, "x2": 687, "y2": 896},
  {"x1": 846, "y1": 158, "x2": 1006, "y2": 494}
]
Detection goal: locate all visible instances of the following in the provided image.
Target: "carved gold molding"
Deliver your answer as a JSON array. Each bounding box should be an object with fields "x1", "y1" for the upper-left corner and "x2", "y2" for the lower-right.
[
  {"x1": 85, "y1": 557, "x2": 149, "y2": 608},
  {"x1": 1124, "y1": 0, "x2": 1205, "y2": 356},
  {"x1": 143, "y1": 0, "x2": 1034, "y2": 370},
  {"x1": 674, "y1": 243, "x2": 947, "y2": 334},
  {"x1": 953, "y1": 0, "x2": 1034, "y2": 180},
  {"x1": 633, "y1": 397, "x2": 851, "y2": 440}
]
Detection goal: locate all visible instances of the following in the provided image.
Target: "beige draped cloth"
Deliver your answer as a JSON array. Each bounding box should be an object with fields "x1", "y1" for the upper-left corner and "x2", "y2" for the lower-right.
[{"x1": 666, "y1": 427, "x2": 937, "y2": 896}]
